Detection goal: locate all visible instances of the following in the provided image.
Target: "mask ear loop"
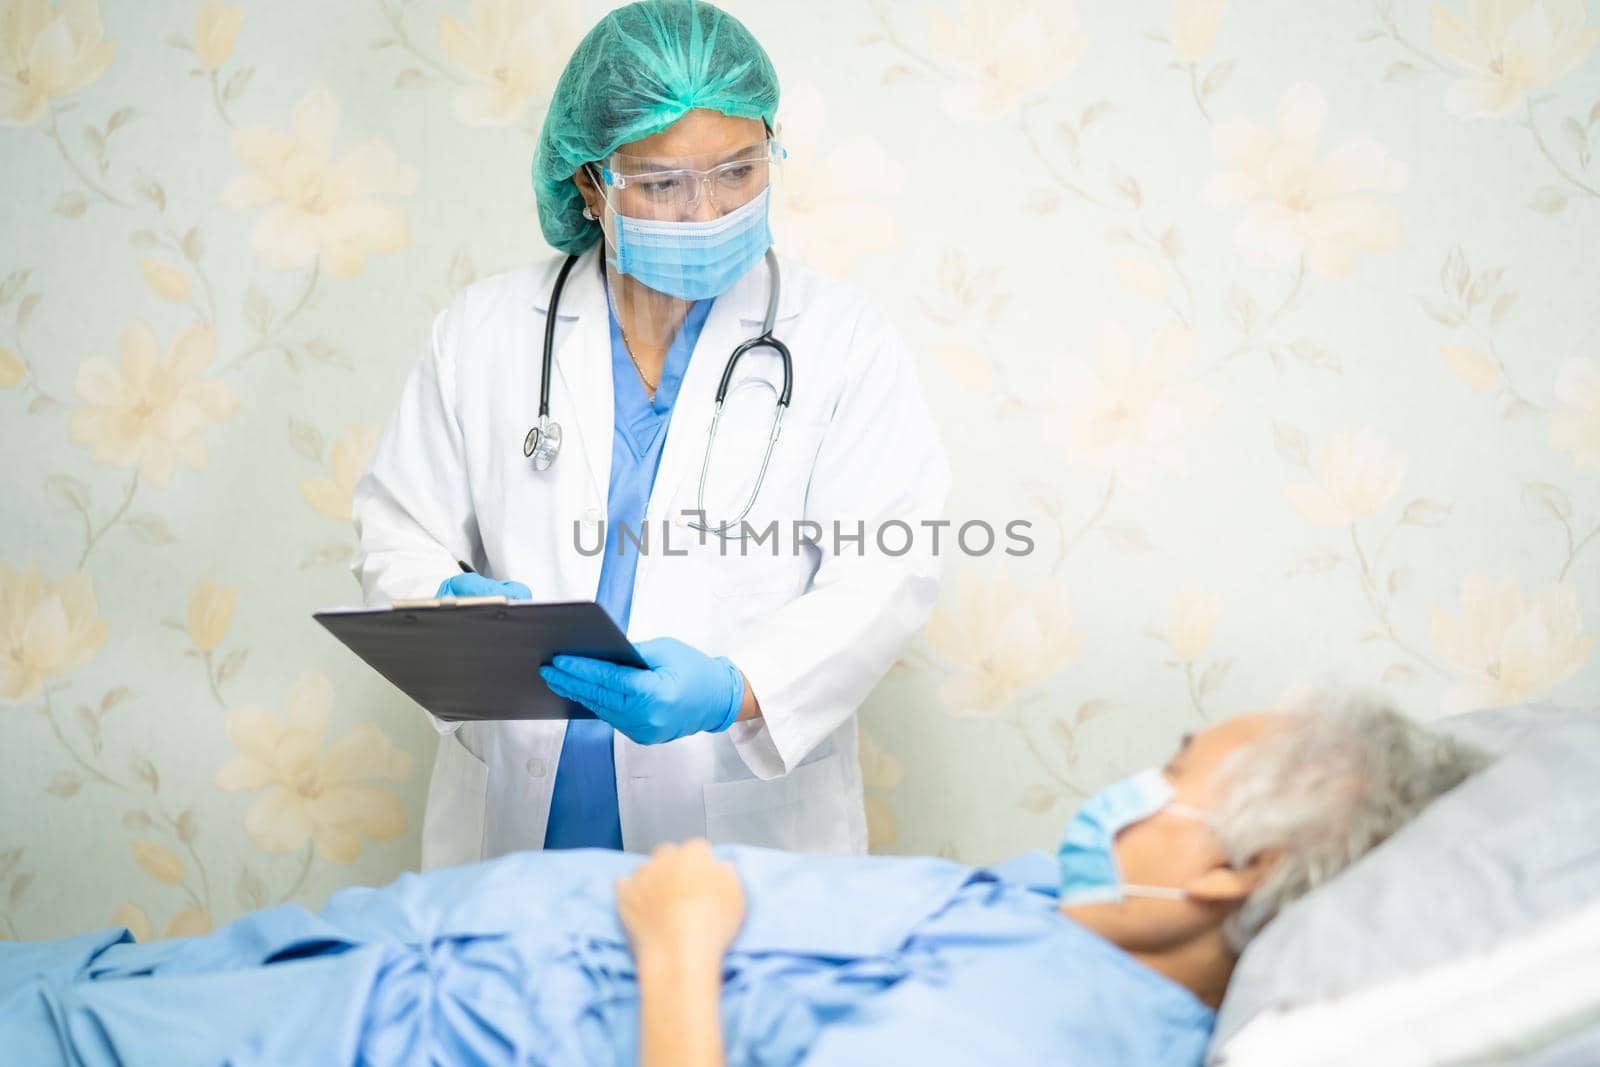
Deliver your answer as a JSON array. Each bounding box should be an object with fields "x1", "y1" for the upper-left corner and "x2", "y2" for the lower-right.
[
  {"x1": 580, "y1": 161, "x2": 628, "y2": 225},
  {"x1": 1120, "y1": 884, "x2": 1191, "y2": 901},
  {"x1": 1118, "y1": 801, "x2": 1213, "y2": 901},
  {"x1": 577, "y1": 160, "x2": 606, "y2": 221},
  {"x1": 583, "y1": 163, "x2": 630, "y2": 281},
  {"x1": 1164, "y1": 802, "x2": 1210, "y2": 821}
]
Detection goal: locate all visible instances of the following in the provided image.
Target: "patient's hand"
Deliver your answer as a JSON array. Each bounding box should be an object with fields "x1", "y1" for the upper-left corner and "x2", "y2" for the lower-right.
[
  {"x1": 618, "y1": 839, "x2": 745, "y2": 1067},
  {"x1": 616, "y1": 838, "x2": 746, "y2": 964}
]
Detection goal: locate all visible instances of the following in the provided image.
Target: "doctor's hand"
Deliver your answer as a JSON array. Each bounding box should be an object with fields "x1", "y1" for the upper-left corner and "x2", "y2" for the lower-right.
[
  {"x1": 435, "y1": 574, "x2": 532, "y2": 599},
  {"x1": 540, "y1": 637, "x2": 743, "y2": 745}
]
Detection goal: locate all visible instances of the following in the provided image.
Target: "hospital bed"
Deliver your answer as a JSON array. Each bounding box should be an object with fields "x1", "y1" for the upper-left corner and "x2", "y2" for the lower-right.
[{"x1": 1, "y1": 703, "x2": 1593, "y2": 1065}]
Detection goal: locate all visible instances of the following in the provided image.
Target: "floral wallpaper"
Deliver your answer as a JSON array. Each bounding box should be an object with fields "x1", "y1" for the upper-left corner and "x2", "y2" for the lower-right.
[{"x1": 1, "y1": 0, "x2": 1596, "y2": 940}]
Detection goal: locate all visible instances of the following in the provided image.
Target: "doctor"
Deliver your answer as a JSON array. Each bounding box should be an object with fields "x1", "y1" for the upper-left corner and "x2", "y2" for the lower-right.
[{"x1": 351, "y1": 0, "x2": 948, "y2": 870}]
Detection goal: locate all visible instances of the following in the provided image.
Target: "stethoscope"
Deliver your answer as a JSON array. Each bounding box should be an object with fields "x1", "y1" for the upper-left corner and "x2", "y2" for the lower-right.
[{"x1": 524, "y1": 248, "x2": 793, "y2": 539}]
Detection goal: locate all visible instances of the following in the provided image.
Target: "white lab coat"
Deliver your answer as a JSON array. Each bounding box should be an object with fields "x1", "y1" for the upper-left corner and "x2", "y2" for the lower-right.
[{"x1": 350, "y1": 245, "x2": 949, "y2": 869}]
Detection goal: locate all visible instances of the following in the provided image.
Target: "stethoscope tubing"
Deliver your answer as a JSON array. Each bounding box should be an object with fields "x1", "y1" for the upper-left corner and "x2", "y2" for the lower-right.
[{"x1": 526, "y1": 248, "x2": 792, "y2": 537}]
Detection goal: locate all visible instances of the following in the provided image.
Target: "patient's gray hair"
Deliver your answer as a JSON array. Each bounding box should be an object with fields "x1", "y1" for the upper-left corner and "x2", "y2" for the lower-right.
[{"x1": 1208, "y1": 689, "x2": 1487, "y2": 953}]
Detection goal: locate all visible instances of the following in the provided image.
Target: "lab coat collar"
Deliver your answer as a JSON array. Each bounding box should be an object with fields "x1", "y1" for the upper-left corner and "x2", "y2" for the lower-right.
[
  {"x1": 722, "y1": 247, "x2": 803, "y2": 328},
  {"x1": 531, "y1": 246, "x2": 613, "y2": 514}
]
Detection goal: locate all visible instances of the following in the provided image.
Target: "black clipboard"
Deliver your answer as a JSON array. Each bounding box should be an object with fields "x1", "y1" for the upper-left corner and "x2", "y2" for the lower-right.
[{"x1": 314, "y1": 598, "x2": 646, "y2": 722}]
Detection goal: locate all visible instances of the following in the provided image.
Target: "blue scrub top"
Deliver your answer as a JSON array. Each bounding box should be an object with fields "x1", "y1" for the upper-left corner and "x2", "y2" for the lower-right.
[{"x1": 542, "y1": 295, "x2": 714, "y2": 850}]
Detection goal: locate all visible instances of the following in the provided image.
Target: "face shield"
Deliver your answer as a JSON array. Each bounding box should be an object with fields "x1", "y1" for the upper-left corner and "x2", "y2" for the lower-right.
[{"x1": 585, "y1": 137, "x2": 785, "y2": 306}]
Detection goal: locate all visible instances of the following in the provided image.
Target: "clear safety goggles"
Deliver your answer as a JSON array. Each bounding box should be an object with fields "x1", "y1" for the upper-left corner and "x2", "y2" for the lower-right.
[{"x1": 590, "y1": 138, "x2": 785, "y2": 220}]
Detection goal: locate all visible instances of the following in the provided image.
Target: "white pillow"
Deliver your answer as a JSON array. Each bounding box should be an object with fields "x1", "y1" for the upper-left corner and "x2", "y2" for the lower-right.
[
  {"x1": 1214, "y1": 897, "x2": 1600, "y2": 1067},
  {"x1": 1209, "y1": 703, "x2": 1600, "y2": 1061}
]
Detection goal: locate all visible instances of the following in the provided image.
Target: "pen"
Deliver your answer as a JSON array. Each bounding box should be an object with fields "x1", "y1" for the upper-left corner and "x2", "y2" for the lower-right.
[{"x1": 457, "y1": 560, "x2": 474, "y2": 573}]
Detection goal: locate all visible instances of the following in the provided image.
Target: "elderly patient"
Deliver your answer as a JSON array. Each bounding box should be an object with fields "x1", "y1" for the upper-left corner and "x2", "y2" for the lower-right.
[{"x1": 1, "y1": 695, "x2": 1482, "y2": 1067}]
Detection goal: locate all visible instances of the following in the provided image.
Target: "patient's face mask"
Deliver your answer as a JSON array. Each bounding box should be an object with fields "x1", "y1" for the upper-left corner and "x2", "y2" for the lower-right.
[{"x1": 1056, "y1": 768, "x2": 1210, "y2": 906}]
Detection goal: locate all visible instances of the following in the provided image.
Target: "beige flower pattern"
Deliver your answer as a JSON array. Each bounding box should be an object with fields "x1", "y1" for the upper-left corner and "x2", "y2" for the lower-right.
[
  {"x1": 1286, "y1": 428, "x2": 1408, "y2": 528},
  {"x1": 1429, "y1": 573, "x2": 1594, "y2": 711},
  {"x1": 1207, "y1": 82, "x2": 1408, "y2": 276},
  {"x1": 0, "y1": 561, "x2": 108, "y2": 703},
  {"x1": 1547, "y1": 357, "x2": 1600, "y2": 469},
  {"x1": 0, "y1": 344, "x2": 23, "y2": 386},
  {"x1": 68, "y1": 322, "x2": 238, "y2": 486},
  {"x1": 437, "y1": 0, "x2": 572, "y2": 126},
  {"x1": 1046, "y1": 322, "x2": 1220, "y2": 491},
  {"x1": 925, "y1": 569, "x2": 1083, "y2": 717},
  {"x1": 193, "y1": 1, "x2": 243, "y2": 72},
  {"x1": 1166, "y1": 587, "x2": 1220, "y2": 663},
  {"x1": 216, "y1": 671, "x2": 412, "y2": 863},
  {"x1": 925, "y1": 0, "x2": 1088, "y2": 119},
  {"x1": 0, "y1": 0, "x2": 115, "y2": 126},
  {"x1": 114, "y1": 899, "x2": 211, "y2": 942},
  {"x1": 221, "y1": 89, "x2": 418, "y2": 277},
  {"x1": 1173, "y1": 0, "x2": 1227, "y2": 60},
  {"x1": 767, "y1": 85, "x2": 906, "y2": 278},
  {"x1": 1431, "y1": 0, "x2": 1600, "y2": 117},
  {"x1": 136, "y1": 259, "x2": 189, "y2": 302},
  {"x1": 186, "y1": 576, "x2": 237, "y2": 652},
  {"x1": 299, "y1": 423, "x2": 380, "y2": 523}
]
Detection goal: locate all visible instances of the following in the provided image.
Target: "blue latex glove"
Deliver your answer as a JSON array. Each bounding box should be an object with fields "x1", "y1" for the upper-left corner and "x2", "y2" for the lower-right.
[
  {"x1": 540, "y1": 637, "x2": 744, "y2": 745},
  {"x1": 435, "y1": 574, "x2": 532, "y2": 599}
]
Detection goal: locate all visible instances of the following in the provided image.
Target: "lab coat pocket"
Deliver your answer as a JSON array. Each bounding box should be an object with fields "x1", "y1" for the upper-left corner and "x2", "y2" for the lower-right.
[
  {"x1": 702, "y1": 752, "x2": 851, "y2": 852},
  {"x1": 421, "y1": 727, "x2": 489, "y2": 871},
  {"x1": 709, "y1": 539, "x2": 808, "y2": 598}
]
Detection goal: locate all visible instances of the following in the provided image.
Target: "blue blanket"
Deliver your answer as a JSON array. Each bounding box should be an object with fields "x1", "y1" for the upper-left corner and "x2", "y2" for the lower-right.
[{"x1": 0, "y1": 847, "x2": 1213, "y2": 1066}]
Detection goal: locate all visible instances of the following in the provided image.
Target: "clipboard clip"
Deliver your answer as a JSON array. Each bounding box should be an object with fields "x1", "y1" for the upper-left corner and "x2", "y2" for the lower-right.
[{"x1": 390, "y1": 595, "x2": 512, "y2": 609}]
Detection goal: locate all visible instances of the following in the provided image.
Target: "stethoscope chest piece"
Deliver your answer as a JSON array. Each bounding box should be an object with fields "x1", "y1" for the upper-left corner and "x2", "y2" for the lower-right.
[{"x1": 524, "y1": 414, "x2": 562, "y2": 470}]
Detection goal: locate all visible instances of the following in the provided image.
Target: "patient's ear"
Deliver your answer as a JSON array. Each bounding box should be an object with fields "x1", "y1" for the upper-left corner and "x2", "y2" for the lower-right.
[{"x1": 1181, "y1": 848, "x2": 1281, "y2": 905}]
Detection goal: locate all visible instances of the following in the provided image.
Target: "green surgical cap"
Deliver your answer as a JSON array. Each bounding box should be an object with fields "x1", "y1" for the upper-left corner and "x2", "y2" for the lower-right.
[{"x1": 532, "y1": 0, "x2": 781, "y2": 255}]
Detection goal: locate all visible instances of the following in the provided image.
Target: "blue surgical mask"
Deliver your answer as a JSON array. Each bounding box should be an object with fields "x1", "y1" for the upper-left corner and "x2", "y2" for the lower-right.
[
  {"x1": 1057, "y1": 767, "x2": 1209, "y2": 906},
  {"x1": 608, "y1": 186, "x2": 773, "y2": 301}
]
